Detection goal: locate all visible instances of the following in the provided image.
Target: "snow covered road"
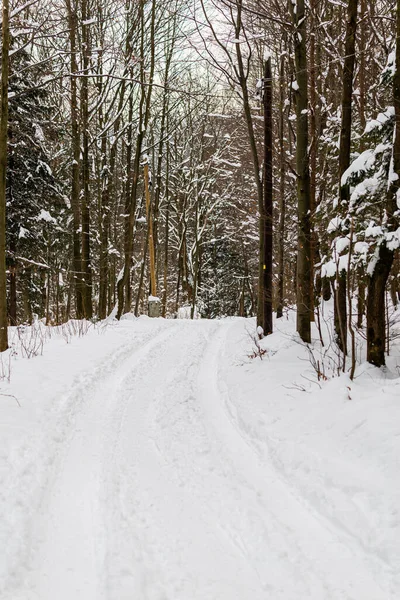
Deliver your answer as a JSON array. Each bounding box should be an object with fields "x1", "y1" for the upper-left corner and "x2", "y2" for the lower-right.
[{"x1": 1, "y1": 316, "x2": 399, "y2": 599}]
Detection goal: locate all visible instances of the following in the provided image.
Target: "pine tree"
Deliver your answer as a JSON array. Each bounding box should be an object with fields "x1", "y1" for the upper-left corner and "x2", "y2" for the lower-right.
[{"x1": 6, "y1": 46, "x2": 62, "y2": 323}]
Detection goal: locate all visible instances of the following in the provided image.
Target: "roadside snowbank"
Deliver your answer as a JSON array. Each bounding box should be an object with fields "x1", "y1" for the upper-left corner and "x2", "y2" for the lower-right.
[
  {"x1": 0, "y1": 317, "x2": 170, "y2": 594},
  {"x1": 223, "y1": 307, "x2": 400, "y2": 597}
]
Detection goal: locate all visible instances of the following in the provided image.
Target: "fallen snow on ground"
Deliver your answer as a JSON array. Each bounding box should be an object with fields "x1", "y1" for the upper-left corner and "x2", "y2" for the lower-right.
[{"x1": 0, "y1": 306, "x2": 399, "y2": 599}]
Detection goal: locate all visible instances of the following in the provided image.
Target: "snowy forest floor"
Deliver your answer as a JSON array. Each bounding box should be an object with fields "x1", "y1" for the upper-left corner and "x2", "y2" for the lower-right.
[{"x1": 0, "y1": 305, "x2": 399, "y2": 600}]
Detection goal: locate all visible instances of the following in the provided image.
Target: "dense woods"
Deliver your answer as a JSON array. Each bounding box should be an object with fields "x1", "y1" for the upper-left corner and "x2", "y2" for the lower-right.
[{"x1": 0, "y1": 0, "x2": 399, "y2": 369}]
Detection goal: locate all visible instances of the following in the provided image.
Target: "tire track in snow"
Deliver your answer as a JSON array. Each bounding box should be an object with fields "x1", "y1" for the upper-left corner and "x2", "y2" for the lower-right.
[
  {"x1": 106, "y1": 320, "x2": 318, "y2": 599},
  {"x1": 197, "y1": 322, "x2": 390, "y2": 599},
  {"x1": 3, "y1": 320, "x2": 177, "y2": 600},
  {"x1": 105, "y1": 320, "x2": 233, "y2": 600}
]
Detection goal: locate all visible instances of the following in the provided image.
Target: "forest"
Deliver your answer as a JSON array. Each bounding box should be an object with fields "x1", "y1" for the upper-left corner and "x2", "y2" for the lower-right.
[
  {"x1": 1, "y1": 2, "x2": 400, "y2": 598},
  {"x1": 0, "y1": 0, "x2": 399, "y2": 372}
]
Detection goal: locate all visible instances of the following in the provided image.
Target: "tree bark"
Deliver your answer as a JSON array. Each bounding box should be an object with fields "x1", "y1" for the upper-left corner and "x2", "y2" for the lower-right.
[
  {"x1": 191, "y1": 199, "x2": 200, "y2": 320},
  {"x1": 366, "y1": 0, "x2": 400, "y2": 366},
  {"x1": 162, "y1": 137, "x2": 171, "y2": 317},
  {"x1": 262, "y1": 56, "x2": 273, "y2": 334},
  {"x1": 8, "y1": 257, "x2": 16, "y2": 324},
  {"x1": 162, "y1": 198, "x2": 169, "y2": 317},
  {"x1": 66, "y1": 0, "x2": 84, "y2": 318},
  {"x1": 144, "y1": 162, "x2": 156, "y2": 297},
  {"x1": 335, "y1": 0, "x2": 358, "y2": 352},
  {"x1": 291, "y1": 0, "x2": 311, "y2": 343},
  {"x1": 7, "y1": 121, "x2": 17, "y2": 325},
  {"x1": 23, "y1": 268, "x2": 32, "y2": 324},
  {"x1": 233, "y1": 1, "x2": 265, "y2": 331},
  {"x1": 135, "y1": 226, "x2": 148, "y2": 316},
  {"x1": 80, "y1": 0, "x2": 93, "y2": 318},
  {"x1": 117, "y1": 0, "x2": 155, "y2": 319},
  {"x1": 99, "y1": 80, "x2": 125, "y2": 319},
  {"x1": 356, "y1": 0, "x2": 367, "y2": 328},
  {"x1": 0, "y1": 0, "x2": 9, "y2": 351},
  {"x1": 309, "y1": 0, "x2": 317, "y2": 321},
  {"x1": 357, "y1": 267, "x2": 365, "y2": 328},
  {"x1": 276, "y1": 52, "x2": 286, "y2": 319},
  {"x1": 367, "y1": 245, "x2": 394, "y2": 367},
  {"x1": 40, "y1": 270, "x2": 47, "y2": 320}
]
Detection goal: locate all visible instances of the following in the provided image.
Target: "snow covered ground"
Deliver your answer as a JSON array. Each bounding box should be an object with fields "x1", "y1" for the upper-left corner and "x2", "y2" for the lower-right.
[{"x1": 0, "y1": 306, "x2": 399, "y2": 599}]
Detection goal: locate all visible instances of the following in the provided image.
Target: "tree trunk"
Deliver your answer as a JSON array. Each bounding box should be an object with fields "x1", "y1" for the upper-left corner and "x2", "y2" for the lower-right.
[
  {"x1": 333, "y1": 272, "x2": 347, "y2": 358},
  {"x1": 0, "y1": 0, "x2": 9, "y2": 351},
  {"x1": 117, "y1": 77, "x2": 134, "y2": 316},
  {"x1": 23, "y1": 268, "x2": 32, "y2": 324},
  {"x1": 357, "y1": 269, "x2": 365, "y2": 328},
  {"x1": 55, "y1": 267, "x2": 60, "y2": 324},
  {"x1": 335, "y1": 0, "x2": 358, "y2": 352},
  {"x1": 322, "y1": 277, "x2": 331, "y2": 302},
  {"x1": 135, "y1": 227, "x2": 148, "y2": 316},
  {"x1": 162, "y1": 138, "x2": 171, "y2": 317},
  {"x1": 99, "y1": 81, "x2": 125, "y2": 319},
  {"x1": 7, "y1": 125, "x2": 16, "y2": 325},
  {"x1": 367, "y1": 245, "x2": 394, "y2": 366},
  {"x1": 144, "y1": 162, "x2": 156, "y2": 297},
  {"x1": 80, "y1": 0, "x2": 93, "y2": 318},
  {"x1": 335, "y1": 272, "x2": 348, "y2": 354},
  {"x1": 40, "y1": 270, "x2": 47, "y2": 320},
  {"x1": 8, "y1": 260, "x2": 16, "y2": 325},
  {"x1": 162, "y1": 199, "x2": 170, "y2": 317},
  {"x1": 390, "y1": 257, "x2": 399, "y2": 309},
  {"x1": 347, "y1": 220, "x2": 356, "y2": 379},
  {"x1": 98, "y1": 127, "x2": 109, "y2": 320},
  {"x1": 291, "y1": 0, "x2": 311, "y2": 343},
  {"x1": 309, "y1": 0, "x2": 317, "y2": 321},
  {"x1": 233, "y1": 1, "x2": 265, "y2": 331},
  {"x1": 356, "y1": 0, "x2": 367, "y2": 329},
  {"x1": 366, "y1": 0, "x2": 400, "y2": 366},
  {"x1": 117, "y1": 0, "x2": 155, "y2": 319},
  {"x1": 66, "y1": 0, "x2": 84, "y2": 318},
  {"x1": 276, "y1": 52, "x2": 286, "y2": 319},
  {"x1": 262, "y1": 56, "x2": 273, "y2": 334}
]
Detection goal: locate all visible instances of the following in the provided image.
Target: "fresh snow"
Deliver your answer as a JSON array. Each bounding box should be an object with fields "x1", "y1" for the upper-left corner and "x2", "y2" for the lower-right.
[
  {"x1": 364, "y1": 107, "x2": 394, "y2": 134},
  {"x1": 37, "y1": 209, "x2": 56, "y2": 224},
  {"x1": 0, "y1": 309, "x2": 399, "y2": 599}
]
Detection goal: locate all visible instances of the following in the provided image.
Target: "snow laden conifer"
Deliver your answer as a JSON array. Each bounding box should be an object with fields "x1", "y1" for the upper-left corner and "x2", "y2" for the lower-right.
[
  {"x1": 6, "y1": 45, "x2": 63, "y2": 324},
  {"x1": 323, "y1": 48, "x2": 400, "y2": 367}
]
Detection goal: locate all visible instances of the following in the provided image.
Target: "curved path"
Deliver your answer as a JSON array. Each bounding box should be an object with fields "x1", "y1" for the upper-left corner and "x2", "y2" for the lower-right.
[{"x1": 3, "y1": 319, "x2": 390, "y2": 600}]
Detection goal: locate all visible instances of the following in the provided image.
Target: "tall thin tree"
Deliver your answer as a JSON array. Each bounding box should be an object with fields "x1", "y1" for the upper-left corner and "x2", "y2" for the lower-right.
[
  {"x1": 80, "y1": 0, "x2": 93, "y2": 318},
  {"x1": 0, "y1": 0, "x2": 9, "y2": 352},
  {"x1": 335, "y1": 0, "x2": 358, "y2": 355},
  {"x1": 262, "y1": 55, "x2": 273, "y2": 334},
  {"x1": 66, "y1": 0, "x2": 84, "y2": 318},
  {"x1": 276, "y1": 49, "x2": 286, "y2": 320},
  {"x1": 366, "y1": 0, "x2": 400, "y2": 367},
  {"x1": 291, "y1": 0, "x2": 311, "y2": 343}
]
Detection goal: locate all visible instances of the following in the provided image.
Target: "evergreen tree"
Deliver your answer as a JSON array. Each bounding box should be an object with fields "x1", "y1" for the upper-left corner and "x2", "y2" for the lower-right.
[{"x1": 6, "y1": 45, "x2": 63, "y2": 323}]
